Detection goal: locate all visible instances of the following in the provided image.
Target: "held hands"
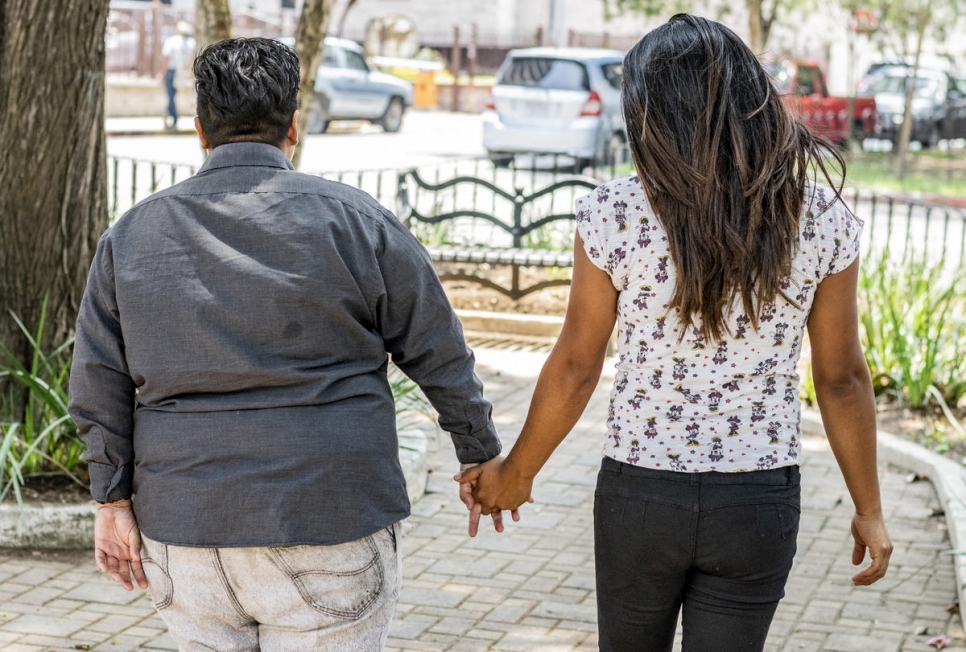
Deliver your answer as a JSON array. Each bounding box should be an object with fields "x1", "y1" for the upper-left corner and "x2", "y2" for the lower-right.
[
  {"x1": 455, "y1": 456, "x2": 534, "y2": 537},
  {"x1": 850, "y1": 510, "x2": 893, "y2": 586},
  {"x1": 94, "y1": 500, "x2": 148, "y2": 591}
]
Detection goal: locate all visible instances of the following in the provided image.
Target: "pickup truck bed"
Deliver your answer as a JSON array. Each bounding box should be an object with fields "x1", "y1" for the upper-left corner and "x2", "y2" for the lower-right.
[{"x1": 765, "y1": 60, "x2": 876, "y2": 145}]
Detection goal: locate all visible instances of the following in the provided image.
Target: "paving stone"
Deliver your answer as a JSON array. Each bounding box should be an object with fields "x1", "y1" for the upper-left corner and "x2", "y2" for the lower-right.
[
  {"x1": 60, "y1": 584, "x2": 142, "y2": 605},
  {"x1": 12, "y1": 586, "x2": 65, "y2": 606},
  {"x1": 531, "y1": 600, "x2": 597, "y2": 624},
  {"x1": 143, "y1": 632, "x2": 179, "y2": 650},
  {"x1": 388, "y1": 613, "x2": 438, "y2": 639},
  {"x1": 822, "y1": 632, "x2": 903, "y2": 652},
  {"x1": 0, "y1": 613, "x2": 84, "y2": 636}
]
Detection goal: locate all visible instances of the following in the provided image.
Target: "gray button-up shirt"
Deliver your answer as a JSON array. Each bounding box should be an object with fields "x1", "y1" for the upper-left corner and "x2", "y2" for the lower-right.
[{"x1": 68, "y1": 143, "x2": 501, "y2": 547}]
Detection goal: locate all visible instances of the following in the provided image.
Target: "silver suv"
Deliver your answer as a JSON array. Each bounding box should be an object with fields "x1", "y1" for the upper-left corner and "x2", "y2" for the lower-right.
[
  {"x1": 285, "y1": 37, "x2": 413, "y2": 134},
  {"x1": 482, "y1": 47, "x2": 626, "y2": 167}
]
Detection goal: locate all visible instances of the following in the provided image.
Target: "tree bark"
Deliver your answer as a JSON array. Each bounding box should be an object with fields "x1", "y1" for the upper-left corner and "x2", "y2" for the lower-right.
[
  {"x1": 893, "y1": 10, "x2": 927, "y2": 179},
  {"x1": 0, "y1": 0, "x2": 110, "y2": 387},
  {"x1": 747, "y1": 0, "x2": 764, "y2": 53},
  {"x1": 335, "y1": 0, "x2": 358, "y2": 37},
  {"x1": 292, "y1": 0, "x2": 337, "y2": 170},
  {"x1": 196, "y1": 0, "x2": 232, "y2": 48}
]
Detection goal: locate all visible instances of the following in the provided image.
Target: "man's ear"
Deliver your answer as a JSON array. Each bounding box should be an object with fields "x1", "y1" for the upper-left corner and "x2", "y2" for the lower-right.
[
  {"x1": 286, "y1": 110, "x2": 299, "y2": 148},
  {"x1": 195, "y1": 117, "x2": 211, "y2": 151}
]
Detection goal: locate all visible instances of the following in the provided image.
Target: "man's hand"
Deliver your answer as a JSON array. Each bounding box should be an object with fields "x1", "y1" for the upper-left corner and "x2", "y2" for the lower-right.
[
  {"x1": 850, "y1": 511, "x2": 893, "y2": 586},
  {"x1": 456, "y1": 456, "x2": 534, "y2": 537},
  {"x1": 94, "y1": 500, "x2": 148, "y2": 591}
]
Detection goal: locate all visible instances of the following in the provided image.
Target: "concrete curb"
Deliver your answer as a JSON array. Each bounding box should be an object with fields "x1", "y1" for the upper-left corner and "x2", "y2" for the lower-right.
[
  {"x1": 801, "y1": 409, "x2": 966, "y2": 632},
  {"x1": 0, "y1": 430, "x2": 432, "y2": 550},
  {"x1": 455, "y1": 309, "x2": 564, "y2": 339}
]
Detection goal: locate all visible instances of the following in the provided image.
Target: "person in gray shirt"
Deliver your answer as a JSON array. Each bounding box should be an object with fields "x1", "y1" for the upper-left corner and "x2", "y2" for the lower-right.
[{"x1": 69, "y1": 37, "x2": 504, "y2": 650}]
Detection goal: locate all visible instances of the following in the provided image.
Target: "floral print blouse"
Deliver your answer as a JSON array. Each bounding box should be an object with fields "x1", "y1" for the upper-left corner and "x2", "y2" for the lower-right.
[{"x1": 575, "y1": 176, "x2": 862, "y2": 473}]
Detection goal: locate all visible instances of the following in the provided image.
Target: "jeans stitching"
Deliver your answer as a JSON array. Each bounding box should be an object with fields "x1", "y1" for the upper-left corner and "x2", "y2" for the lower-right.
[
  {"x1": 141, "y1": 539, "x2": 173, "y2": 610},
  {"x1": 209, "y1": 549, "x2": 255, "y2": 622},
  {"x1": 268, "y1": 537, "x2": 385, "y2": 619}
]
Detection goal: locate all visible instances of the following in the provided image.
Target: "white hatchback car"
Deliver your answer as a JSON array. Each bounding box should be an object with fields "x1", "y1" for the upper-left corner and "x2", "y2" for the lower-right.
[{"x1": 482, "y1": 47, "x2": 626, "y2": 167}]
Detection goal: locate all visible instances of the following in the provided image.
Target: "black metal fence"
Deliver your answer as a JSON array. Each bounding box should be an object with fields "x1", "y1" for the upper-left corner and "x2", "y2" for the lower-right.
[{"x1": 107, "y1": 155, "x2": 966, "y2": 270}]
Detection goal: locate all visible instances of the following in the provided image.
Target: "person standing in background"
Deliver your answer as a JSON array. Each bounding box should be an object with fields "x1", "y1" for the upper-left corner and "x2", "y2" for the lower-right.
[{"x1": 161, "y1": 21, "x2": 196, "y2": 130}]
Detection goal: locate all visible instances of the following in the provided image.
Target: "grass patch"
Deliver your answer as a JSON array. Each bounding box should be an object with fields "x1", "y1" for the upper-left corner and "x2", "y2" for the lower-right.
[{"x1": 838, "y1": 151, "x2": 966, "y2": 197}]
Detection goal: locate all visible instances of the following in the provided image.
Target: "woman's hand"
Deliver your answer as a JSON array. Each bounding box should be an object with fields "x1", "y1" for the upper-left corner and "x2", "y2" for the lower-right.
[
  {"x1": 850, "y1": 511, "x2": 893, "y2": 586},
  {"x1": 455, "y1": 456, "x2": 534, "y2": 537}
]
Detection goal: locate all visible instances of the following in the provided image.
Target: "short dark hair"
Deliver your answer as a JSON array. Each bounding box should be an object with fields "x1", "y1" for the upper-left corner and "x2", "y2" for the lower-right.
[{"x1": 193, "y1": 37, "x2": 300, "y2": 148}]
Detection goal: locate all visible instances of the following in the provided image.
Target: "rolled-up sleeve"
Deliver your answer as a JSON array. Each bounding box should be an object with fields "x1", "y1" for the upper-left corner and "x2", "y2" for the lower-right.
[
  {"x1": 373, "y1": 214, "x2": 501, "y2": 464},
  {"x1": 68, "y1": 233, "x2": 136, "y2": 503}
]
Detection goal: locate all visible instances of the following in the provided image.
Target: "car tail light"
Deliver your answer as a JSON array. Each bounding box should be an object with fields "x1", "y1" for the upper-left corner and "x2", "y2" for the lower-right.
[
  {"x1": 580, "y1": 90, "x2": 602, "y2": 116},
  {"x1": 484, "y1": 90, "x2": 496, "y2": 111}
]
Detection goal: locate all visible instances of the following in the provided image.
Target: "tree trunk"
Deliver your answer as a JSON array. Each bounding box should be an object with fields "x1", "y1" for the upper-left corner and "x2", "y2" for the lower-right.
[
  {"x1": 292, "y1": 0, "x2": 337, "y2": 170},
  {"x1": 893, "y1": 13, "x2": 927, "y2": 179},
  {"x1": 0, "y1": 0, "x2": 110, "y2": 396},
  {"x1": 335, "y1": 0, "x2": 358, "y2": 37},
  {"x1": 196, "y1": 0, "x2": 232, "y2": 48},
  {"x1": 747, "y1": 0, "x2": 764, "y2": 53}
]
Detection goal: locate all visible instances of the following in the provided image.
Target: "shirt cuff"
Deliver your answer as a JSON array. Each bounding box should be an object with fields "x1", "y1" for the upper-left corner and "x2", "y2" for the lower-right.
[
  {"x1": 450, "y1": 424, "x2": 502, "y2": 464},
  {"x1": 88, "y1": 461, "x2": 134, "y2": 504}
]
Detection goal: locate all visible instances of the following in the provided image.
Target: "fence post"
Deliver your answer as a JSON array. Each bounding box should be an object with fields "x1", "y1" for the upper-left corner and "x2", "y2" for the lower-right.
[
  {"x1": 450, "y1": 26, "x2": 462, "y2": 112},
  {"x1": 468, "y1": 23, "x2": 478, "y2": 87}
]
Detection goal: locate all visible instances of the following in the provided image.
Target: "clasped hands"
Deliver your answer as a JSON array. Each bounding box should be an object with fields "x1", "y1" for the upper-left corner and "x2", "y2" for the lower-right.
[{"x1": 455, "y1": 455, "x2": 534, "y2": 537}]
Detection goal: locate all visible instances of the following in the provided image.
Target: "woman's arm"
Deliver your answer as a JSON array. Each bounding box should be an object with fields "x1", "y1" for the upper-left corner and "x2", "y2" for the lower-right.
[
  {"x1": 458, "y1": 234, "x2": 618, "y2": 517},
  {"x1": 807, "y1": 255, "x2": 893, "y2": 585}
]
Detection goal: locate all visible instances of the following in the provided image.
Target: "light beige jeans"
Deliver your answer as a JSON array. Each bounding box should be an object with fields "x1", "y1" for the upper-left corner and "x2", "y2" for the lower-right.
[{"x1": 140, "y1": 524, "x2": 400, "y2": 651}]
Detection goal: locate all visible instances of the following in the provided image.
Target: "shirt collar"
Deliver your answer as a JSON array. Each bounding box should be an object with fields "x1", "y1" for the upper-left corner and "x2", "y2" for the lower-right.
[{"x1": 198, "y1": 142, "x2": 296, "y2": 173}]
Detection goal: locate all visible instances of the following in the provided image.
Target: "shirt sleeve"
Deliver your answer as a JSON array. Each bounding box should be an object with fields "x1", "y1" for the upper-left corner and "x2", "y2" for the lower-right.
[
  {"x1": 574, "y1": 184, "x2": 633, "y2": 290},
  {"x1": 373, "y1": 211, "x2": 502, "y2": 464},
  {"x1": 574, "y1": 192, "x2": 606, "y2": 271},
  {"x1": 820, "y1": 197, "x2": 864, "y2": 279},
  {"x1": 68, "y1": 233, "x2": 137, "y2": 503}
]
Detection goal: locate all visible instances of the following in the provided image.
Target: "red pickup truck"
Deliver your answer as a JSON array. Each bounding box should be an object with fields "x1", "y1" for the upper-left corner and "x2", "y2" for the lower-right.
[{"x1": 764, "y1": 60, "x2": 877, "y2": 145}]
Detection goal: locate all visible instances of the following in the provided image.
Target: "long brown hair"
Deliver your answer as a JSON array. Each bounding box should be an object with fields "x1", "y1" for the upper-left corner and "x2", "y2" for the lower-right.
[{"x1": 622, "y1": 14, "x2": 845, "y2": 342}]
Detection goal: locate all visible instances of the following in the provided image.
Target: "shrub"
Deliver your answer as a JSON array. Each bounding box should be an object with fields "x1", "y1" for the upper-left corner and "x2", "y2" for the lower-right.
[{"x1": 858, "y1": 250, "x2": 966, "y2": 413}]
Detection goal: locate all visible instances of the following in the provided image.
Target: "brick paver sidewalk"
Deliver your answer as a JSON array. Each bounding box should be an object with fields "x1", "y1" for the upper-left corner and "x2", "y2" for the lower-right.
[{"x1": 0, "y1": 344, "x2": 963, "y2": 651}]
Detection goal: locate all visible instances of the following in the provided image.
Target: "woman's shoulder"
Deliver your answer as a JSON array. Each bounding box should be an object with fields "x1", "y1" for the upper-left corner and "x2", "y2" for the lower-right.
[
  {"x1": 576, "y1": 174, "x2": 649, "y2": 224},
  {"x1": 802, "y1": 182, "x2": 859, "y2": 223}
]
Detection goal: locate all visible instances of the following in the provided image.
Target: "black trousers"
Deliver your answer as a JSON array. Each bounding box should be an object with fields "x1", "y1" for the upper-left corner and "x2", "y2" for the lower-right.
[{"x1": 594, "y1": 456, "x2": 801, "y2": 652}]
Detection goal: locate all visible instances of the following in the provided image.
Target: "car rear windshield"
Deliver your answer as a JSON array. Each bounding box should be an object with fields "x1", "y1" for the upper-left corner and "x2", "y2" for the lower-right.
[{"x1": 499, "y1": 58, "x2": 590, "y2": 91}]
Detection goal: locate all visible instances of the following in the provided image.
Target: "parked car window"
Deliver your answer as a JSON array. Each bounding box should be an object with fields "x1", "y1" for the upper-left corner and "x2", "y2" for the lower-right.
[
  {"x1": 601, "y1": 62, "x2": 622, "y2": 90},
  {"x1": 321, "y1": 47, "x2": 339, "y2": 68},
  {"x1": 499, "y1": 58, "x2": 589, "y2": 91},
  {"x1": 865, "y1": 71, "x2": 942, "y2": 98},
  {"x1": 345, "y1": 50, "x2": 369, "y2": 72}
]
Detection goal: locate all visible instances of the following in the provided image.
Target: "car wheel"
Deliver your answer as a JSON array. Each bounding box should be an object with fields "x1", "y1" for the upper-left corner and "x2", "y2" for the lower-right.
[
  {"x1": 487, "y1": 152, "x2": 514, "y2": 168},
  {"x1": 308, "y1": 96, "x2": 330, "y2": 134},
  {"x1": 380, "y1": 97, "x2": 405, "y2": 133}
]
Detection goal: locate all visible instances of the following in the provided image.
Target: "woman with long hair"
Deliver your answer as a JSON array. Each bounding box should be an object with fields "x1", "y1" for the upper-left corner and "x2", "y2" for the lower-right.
[{"x1": 458, "y1": 14, "x2": 892, "y2": 651}]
